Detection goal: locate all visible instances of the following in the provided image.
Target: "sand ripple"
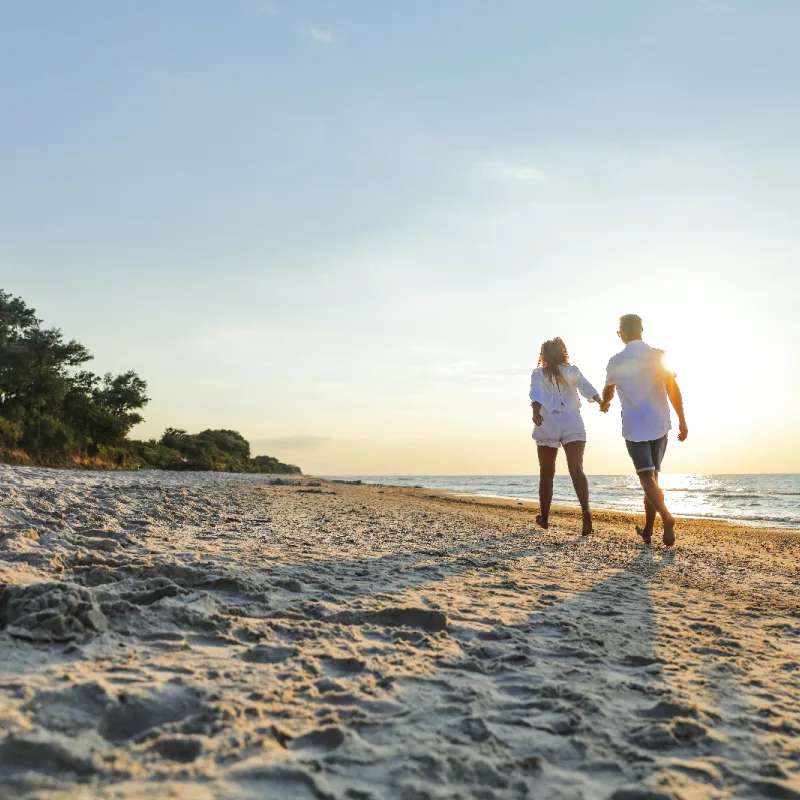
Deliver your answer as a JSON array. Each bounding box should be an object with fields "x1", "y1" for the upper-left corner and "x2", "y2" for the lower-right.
[{"x1": 0, "y1": 465, "x2": 798, "y2": 799}]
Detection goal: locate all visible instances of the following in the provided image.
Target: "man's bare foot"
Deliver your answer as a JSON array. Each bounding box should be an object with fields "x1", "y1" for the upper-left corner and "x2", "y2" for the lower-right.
[
  {"x1": 535, "y1": 514, "x2": 549, "y2": 529},
  {"x1": 581, "y1": 509, "x2": 593, "y2": 536},
  {"x1": 635, "y1": 525, "x2": 652, "y2": 545},
  {"x1": 662, "y1": 515, "x2": 675, "y2": 547}
]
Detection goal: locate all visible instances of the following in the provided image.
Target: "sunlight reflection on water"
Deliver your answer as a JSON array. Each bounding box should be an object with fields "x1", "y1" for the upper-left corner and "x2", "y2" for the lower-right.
[{"x1": 331, "y1": 474, "x2": 800, "y2": 528}]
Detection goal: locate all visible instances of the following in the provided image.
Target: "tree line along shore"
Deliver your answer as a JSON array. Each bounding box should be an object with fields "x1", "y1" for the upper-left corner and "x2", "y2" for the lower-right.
[{"x1": 0, "y1": 290, "x2": 300, "y2": 474}]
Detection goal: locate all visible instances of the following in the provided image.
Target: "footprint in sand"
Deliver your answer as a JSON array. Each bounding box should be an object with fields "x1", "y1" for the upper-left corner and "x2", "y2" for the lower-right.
[
  {"x1": 322, "y1": 656, "x2": 366, "y2": 676},
  {"x1": 98, "y1": 683, "x2": 209, "y2": 744},
  {"x1": 290, "y1": 726, "x2": 345, "y2": 754},
  {"x1": 0, "y1": 731, "x2": 97, "y2": 781},
  {"x1": 636, "y1": 700, "x2": 702, "y2": 720},
  {"x1": 240, "y1": 644, "x2": 298, "y2": 663},
  {"x1": 326, "y1": 606, "x2": 449, "y2": 632},
  {"x1": 22, "y1": 681, "x2": 114, "y2": 737},
  {"x1": 150, "y1": 735, "x2": 203, "y2": 763},
  {"x1": 228, "y1": 764, "x2": 333, "y2": 800},
  {"x1": 621, "y1": 654, "x2": 666, "y2": 668}
]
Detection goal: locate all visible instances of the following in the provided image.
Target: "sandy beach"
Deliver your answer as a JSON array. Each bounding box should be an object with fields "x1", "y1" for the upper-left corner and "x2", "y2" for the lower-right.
[{"x1": 0, "y1": 466, "x2": 798, "y2": 800}]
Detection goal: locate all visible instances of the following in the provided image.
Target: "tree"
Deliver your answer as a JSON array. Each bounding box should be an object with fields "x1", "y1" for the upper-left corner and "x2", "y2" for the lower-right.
[
  {"x1": 93, "y1": 371, "x2": 149, "y2": 441},
  {"x1": 0, "y1": 289, "x2": 38, "y2": 345},
  {"x1": 96, "y1": 371, "x2": 149, "y2": 415},
  {"x1": 0, "y1": 291, "x2": 41, "y2": 414},
  {"x1": 0, "y1": 290, "x2": 148, "y2": 455},
  {"x1": 195, "y1": 429, "x2": 250, "y2": 460},
  {"x1": 0, "y1": 289, "x2": 300, "y2": 474},
  {"x1": 160, "y1": 428, "x2": 190, "y2": 450},
  {"x1": 61, "y1": 371, "x2": 100, "y2": 451}
]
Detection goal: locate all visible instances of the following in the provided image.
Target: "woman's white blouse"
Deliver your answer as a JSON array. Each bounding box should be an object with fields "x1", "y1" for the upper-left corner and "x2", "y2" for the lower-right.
[{"x1": 529, "y1": 365, "x2": 599, "y2": 413}]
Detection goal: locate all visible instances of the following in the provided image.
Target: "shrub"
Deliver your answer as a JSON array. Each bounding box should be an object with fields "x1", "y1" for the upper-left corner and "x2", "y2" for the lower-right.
[
  {"x1": 127, "y1": 440, "x2": 184, "y2": 470},
  {"x1": 22, "y1": 415, "x2": 73, "y2": 453},
  {"x1": 0, "y1": 417, "x2": 23, "y2": 448}
]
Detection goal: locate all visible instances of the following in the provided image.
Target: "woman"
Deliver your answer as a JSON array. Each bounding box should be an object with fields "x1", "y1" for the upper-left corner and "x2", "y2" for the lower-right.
[{"x1": 529, "y1": 337, "x2": 601, "y2": 535}]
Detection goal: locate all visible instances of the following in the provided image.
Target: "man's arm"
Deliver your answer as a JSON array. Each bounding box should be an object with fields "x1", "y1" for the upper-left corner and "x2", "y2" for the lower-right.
[
  {"x1": 664, "y1": 374, "x2": 688, "y2": 441},
  {"x1": 600, "y1": 384, "x2": 615, "y2": 413}
]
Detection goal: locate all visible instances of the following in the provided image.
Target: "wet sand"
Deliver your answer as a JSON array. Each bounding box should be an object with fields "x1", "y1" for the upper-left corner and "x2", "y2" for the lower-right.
[{"x1": 0, "y1": 466, "x2": 798, "y2": 799}]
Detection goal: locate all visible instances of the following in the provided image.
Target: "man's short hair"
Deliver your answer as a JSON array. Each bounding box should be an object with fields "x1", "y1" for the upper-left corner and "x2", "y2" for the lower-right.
[{"x1": 619, "y1": 314, "x2": 643, "y2": 336}]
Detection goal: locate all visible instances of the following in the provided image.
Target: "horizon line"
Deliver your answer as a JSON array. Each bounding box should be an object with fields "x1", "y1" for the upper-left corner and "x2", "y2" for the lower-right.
[{"x1": 317, "y1": 472, "x2": 800, "y2": 478}]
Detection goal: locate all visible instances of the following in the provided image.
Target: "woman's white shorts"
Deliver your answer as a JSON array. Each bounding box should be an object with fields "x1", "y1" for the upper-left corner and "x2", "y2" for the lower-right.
[{"x1": 532, "y1": 410, "x2": 586, "y2": 448}]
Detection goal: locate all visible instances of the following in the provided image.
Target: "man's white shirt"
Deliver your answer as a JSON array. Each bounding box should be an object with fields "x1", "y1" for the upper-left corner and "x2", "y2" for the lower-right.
[{"x1": 605, "y1": 340, "x2": 673, "y2": 442}]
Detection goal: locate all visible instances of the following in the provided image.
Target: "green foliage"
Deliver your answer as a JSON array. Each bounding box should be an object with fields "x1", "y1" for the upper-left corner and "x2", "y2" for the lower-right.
[
  {"x1": 253, "y1": 454, "x2": 302, "y2": 474},
  {"x1": 160, "y1": 428, "x2": 190, "y2": 450},
  {"x1": 0, "y1": 290, "x2": 38, "y2": 344},
  {"x1": 0, "y1": 289, "x2": 301, "y2": 474},
  {"x1": 195, "y1": 429, "x2": 250, "y2": 460},
  {"x1": 21, "y1": 415, "x2": 72, "y2": 453},
  {"x1": 0, "y1": 290, "x2": 147, "y2": 456},
  {"x1": 147, "y1": 428, "x2": 299, "y2": 473},
  {"x1": 0, "y1": 417, "x2": 22, "y2": 448},
  {"x1": 126, "y1": 439, "x2": 184, "y2": 470}
]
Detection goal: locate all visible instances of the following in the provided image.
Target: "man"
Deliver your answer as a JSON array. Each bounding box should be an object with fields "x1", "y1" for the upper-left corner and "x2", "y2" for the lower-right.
[{"x1": 600, "y1": 314, "x2": 688, "y2": 547}]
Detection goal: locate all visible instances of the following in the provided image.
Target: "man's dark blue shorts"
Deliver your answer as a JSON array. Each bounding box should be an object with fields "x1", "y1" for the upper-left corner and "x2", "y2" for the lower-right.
[{"x1": 625, "y1": 435, "x2": 668, "y2": 474}]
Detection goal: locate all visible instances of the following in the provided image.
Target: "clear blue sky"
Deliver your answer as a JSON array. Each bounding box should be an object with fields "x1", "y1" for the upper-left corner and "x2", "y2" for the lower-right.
[{"x1": 2, "y1": 1, "x2": 799, "y2": 473}]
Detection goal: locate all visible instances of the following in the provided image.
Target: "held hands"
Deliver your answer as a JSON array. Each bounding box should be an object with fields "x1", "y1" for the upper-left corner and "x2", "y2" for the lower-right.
[{"x1": 591, "y1": 394, "x2": 611, "y2": 414}]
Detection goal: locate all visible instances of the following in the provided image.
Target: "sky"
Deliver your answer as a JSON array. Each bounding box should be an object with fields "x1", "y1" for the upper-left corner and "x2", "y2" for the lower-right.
[{"x1": 2, "y1": 0, "x2": 799, "y2": 475}]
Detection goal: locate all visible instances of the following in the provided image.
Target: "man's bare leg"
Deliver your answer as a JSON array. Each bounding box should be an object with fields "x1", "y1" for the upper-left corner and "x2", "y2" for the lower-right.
[
  {"x1": 536, "y1": 446, "x2": 558, "y2": 529},
  {"x1": 636, "y1": 473, "x2": 659, "y2": 545},
  {"x1": 638, "y1": 470, "x2": 675, "y2": 546}
]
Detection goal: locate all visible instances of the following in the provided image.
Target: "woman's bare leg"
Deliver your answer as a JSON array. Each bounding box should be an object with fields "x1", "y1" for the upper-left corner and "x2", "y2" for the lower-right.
[
  {"x1": 564, "y1": 441, "x2": 592, "y2": 535},
  {"x1": 536, "y1": 445, "x2": 558, "y2": 528}
]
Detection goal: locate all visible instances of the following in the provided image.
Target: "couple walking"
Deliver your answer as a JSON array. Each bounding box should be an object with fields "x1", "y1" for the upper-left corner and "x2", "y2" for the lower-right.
[{"x1": 529, "y1": 314, "x2": 688, "y2": 546}]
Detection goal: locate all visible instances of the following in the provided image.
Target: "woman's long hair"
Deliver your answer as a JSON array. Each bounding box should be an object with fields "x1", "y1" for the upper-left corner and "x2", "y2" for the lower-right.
[{"x1": 538, "y1": 337, "x2": 570, "y2": 386}]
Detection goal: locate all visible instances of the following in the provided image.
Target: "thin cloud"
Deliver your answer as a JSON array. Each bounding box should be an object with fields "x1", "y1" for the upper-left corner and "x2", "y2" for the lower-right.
[
  {"x1": 305, "y1": 27, "x2": 338, "y2": 44},
  {"x1": 250, "y1": 0, "x2": 279, "y2": 14},
  {"x1": 254, "y1": 436, "x2": 332, "y2": 450},
  {"x1": 417, "y1": 360, "x2": 527, "y2": 381},
  {"x1": 478, "y1": 161, "x2": 545, "y2": 183}
]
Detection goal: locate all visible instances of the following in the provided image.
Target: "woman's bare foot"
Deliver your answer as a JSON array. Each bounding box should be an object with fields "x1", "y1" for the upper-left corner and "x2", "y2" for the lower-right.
[
  {"x1": 535, "y1": 514, "x2": 549, "y2": 529},
  {"x1": 635, "y1": 525, "x2": 652, "y2": 546},
  {"x1": 662, "y1": 515, "x2": 676, "y2": 547},
  {"x1": 581, "y1": 509, "x2": 593, "y2": 536}
]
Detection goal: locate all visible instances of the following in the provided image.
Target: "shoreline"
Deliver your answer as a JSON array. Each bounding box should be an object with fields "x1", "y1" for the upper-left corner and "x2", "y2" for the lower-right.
[
  {"x1": 341, "y1": 479, "x2": 800, "y2": 533},
  {"x1": 330, "y1": 474, "x2": 800, "y2": 532},
  {"x1": 3, "y1": 461, "x2": 797, "y2": 529},
  {"x1": 390, "y1": 484, "x2": 800, "y2": 539},
  {"x1": 430, "y1": 488, "x2": 800, "y2": 533},
  {"x1": 1, "y1": 467, "x2": 798, "y2": 798}
]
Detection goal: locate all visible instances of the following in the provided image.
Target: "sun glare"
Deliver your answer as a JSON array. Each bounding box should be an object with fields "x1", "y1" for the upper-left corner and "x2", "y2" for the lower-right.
[{"x1": 654, "y1": 325, "x2": 730, "y2": 434}]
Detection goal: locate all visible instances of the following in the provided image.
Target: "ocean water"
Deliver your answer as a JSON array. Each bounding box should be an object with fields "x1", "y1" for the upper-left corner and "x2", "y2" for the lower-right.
[{"x1": 331, "y1": 474, "x2": 800, "y2": 529}]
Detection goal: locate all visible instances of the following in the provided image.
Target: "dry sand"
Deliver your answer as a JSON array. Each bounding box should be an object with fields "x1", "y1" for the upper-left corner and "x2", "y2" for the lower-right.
[{"x1": 0, "y1": 465, "x2": 798, "y2": 800}]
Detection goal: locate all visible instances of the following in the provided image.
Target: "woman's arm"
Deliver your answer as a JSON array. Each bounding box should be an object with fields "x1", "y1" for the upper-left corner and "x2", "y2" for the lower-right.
[
  {"x1": 529, "y1": 371, "x2": 545, "y2": 425},
  {"x1": 574, "y1": 367, "x2": 601, "y2": 403}
]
